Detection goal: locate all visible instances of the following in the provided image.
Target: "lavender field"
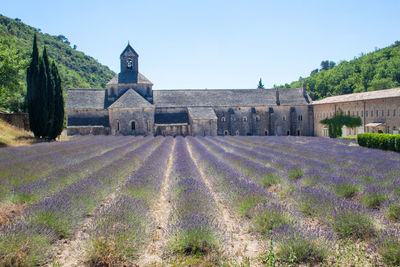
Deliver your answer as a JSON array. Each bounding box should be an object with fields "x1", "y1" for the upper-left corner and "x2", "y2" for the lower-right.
[{"x1": 0, "y1": 136, "x2": 400, "y2": 266}]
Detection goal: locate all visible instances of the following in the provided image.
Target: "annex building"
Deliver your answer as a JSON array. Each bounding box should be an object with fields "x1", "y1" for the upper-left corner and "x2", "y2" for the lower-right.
[{"x1": 66, "y1": 44, "x2": 400, "y2": 137}]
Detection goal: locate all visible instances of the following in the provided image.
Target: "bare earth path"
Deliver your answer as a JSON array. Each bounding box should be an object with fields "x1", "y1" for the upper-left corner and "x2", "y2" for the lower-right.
[
  {"x1": 186, "y1": 139, "x2": 265, "y2": 266},
  {"x1": 136, "y1": 139, "x2": 176, "y2": 266}
]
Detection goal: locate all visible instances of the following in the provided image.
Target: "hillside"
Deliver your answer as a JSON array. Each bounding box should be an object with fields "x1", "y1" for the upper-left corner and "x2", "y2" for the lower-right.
[
  {"x1": 278, "y1": 41, "x2": 400, "y2": 100},
  {"x1": 0, "y1": 14, "x2": 115, "y2": 112},
  {"x1": 0, "y1": 119, "x2": 37, "y2": 147}
]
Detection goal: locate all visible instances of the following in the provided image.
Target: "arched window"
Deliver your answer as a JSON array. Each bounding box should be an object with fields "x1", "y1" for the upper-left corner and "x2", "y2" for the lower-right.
[
  {"x1": 235, "y1": 130, "x2": 240, "y2": 135},
  {"x1": 264, "y1": 130, "x2": 268, "y2": 136},
  {"x1": 131, "y1": 121, "x2": 136, "y2": 130},
  {"x1": 286, "y1": 130, "x2": 290, "y2": 135},
  {"x1": 298, "y1": 115, "x2": 303, "y2": 121},
  {"x1": 116, "y1": 120, "x2": 120, "y2": 131},
  {"x1": 256, "y1": 115, "x2": 260, "y2": 121},
  {"x1": 297, "y1": 129, "x2": 301, "y2": 136},
  {"x1": 282, "y1": 115, "x2": 286, "y2": 121},
  {"x1": 243, "y1": 116, "x2": 247, "y2": 122},
  {"x1": 221, "y1": 116, "x2": 226, "y2": 122},
  {"x1": 224, "y1": 130, "x2": 229, "y2": 136},
  {"x1": 127, "y1": 58, "x2": 133, "y2": 69}
]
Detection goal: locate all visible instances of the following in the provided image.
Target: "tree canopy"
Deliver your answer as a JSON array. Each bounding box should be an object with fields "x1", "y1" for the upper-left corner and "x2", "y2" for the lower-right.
[{"x1": 278, "y1": 41, "x2": 400, "y2": 100}]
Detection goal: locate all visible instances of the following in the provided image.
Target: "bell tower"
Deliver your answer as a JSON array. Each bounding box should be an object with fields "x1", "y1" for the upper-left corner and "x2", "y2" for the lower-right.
[{"x1": 119, "y1": 42, "x2": 139, "y2": 83}]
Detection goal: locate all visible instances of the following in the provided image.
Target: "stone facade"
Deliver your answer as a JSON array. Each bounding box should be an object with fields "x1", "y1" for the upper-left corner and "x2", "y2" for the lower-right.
[
  {"x1": 313, "y1": 88, "x2": 400, "y2": 137},
  {"x1": 65, "y1": 43, "x2": 315, "y2": 137}
]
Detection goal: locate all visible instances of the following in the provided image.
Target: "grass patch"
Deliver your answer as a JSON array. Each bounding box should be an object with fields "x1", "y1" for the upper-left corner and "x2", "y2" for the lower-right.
[
  {"x1": 88, "y1": 237, "x2": 126, "y2": 266},
  {"x1": 334, "y1": 182, "x2": 359, "y2": 198},
  {"x1": 237, "y1": 196, "x2": 263, "y2": 217},
  {"x1": 169, "y1": 227, "x2": 219, "y2": 256},
  {"x1": 31, "y1": 210, "x2": 72, "y2": 239},
  {"x1": 258, "y1": 173, "x2": 281, "y2": 188},
  {"x1": 254, "y1": 209, "x2": 289, "y2": 235},
  {"x1": 361, "y1": 192, "x2": 387, "y2": 209},
  {"x1": 332, "y1": 211, "x2": 375, "y2": 240},
  {"x1": 379, "y1": 238, "x2": 400, "y2": 266},
  {"x1": 287, "y1": 168, "x2": 304, "y2": 180},
  {"x1": 386, "y1": 203, "x2": 400, "y2": 221},
  {"x1": 277, "y1": 235, "x2": 326, "y2": 264}
]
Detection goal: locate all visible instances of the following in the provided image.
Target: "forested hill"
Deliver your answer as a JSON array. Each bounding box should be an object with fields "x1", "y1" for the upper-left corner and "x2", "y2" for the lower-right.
[
  {"x1": 0, "y1": 14, "x2": 115, "y2": 111},
  {"x1": 278, "y1": 41, "x2": 400, "y2": 101}
]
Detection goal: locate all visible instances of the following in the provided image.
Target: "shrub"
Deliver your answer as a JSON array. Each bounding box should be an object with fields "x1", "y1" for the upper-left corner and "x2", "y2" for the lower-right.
[
  {"x1": 287, "y1": 168, "x2": 304, "y2": 180},
  {"x1": 237, "y1": 196, "x2": 263, "y2": 217},
  {"x1": 88, "y1": 238, "x2": 126, "y2": 266},
  {"x1": 254, "y1": 209, "x2": 289, "y2": 235},
  {"x1": 334, "y1": 182, "x2": 359, "y2": 198},
  {"x1": 379, "y1": 238, "x2": 400, "y2": 266},
  {"x1": 277, "y1": 235, "x2": 326, "y2": 264},
  {"x1": 259, "y1": 173, "x2": 281, "y2": 188},
  {"x1": 169, "y1": 227, "x2": 218, "y2": 256},
  {"x1": 357, "y1": 133, "x2": 400, "y2": 152},
  {"x1": 362, "y1": 192, "x2": 387, "y2": 209},
  {"x1": 386, "y1": 203, "x2": 400, "y2": 221},
  {"x1": 332, "y1": 211, "x2": 375, "y2": 240}
]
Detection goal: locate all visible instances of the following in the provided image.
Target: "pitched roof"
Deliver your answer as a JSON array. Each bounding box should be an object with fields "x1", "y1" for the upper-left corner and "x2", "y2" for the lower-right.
[
  {"x1": 106, "y1": 73, "x2": 153, "y2": 86},
  {"x1": 66, "y1": 89, "x2": 106, "y2": 110},
  {"x1": 120, "y1": 43, "x2": 138, "y2": 57},
  {"x1": 188, "y1": 107, "x2": 217, "y2": 120},
  {"x1": 108, "y1": 89, "x2": 153, "y2": 109},
  {"x1": 312, "y1": 87, "x2": 400, "y2": 105},
  {"x1": 153, "y1": 88, "x2": 308, "y2": 107}
]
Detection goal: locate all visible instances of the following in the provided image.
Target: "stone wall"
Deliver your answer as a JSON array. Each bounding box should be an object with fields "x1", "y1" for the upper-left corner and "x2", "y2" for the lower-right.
[
  {"x1": 190, "y1": 119, "x2": 217, "y2": 136},
  {"x1": 67, "y1": 126, "x2": 110, "y2": 135},
  {"x1": 0, "y1": 112, "x2": 29, "y2": 131},
  {"x1": 108, "y1": 107, "x2": 155, "y2": 135},
  {"x1": 313, "y1": 97, "x2": 400, "y2": 137}
]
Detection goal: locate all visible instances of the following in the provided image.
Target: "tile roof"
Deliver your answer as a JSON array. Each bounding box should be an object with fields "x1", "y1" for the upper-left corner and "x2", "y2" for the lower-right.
[
  {"x1": 108, "y1": 89, "x2": 153, "y2": 109},
  {"x1": 67, "y1": 115, "x2": 110, "y2": 127},
  {"x1": 66, "y1": 89, "x2": 106, "y2": 110},
  {"x1": 106, "y1": 73, "x2": 153, "y2": 86},
  {"x1": 312, "y1": 87, "x2": 400, "y2": 105},
  {"x1": 188, "y1": 107, "x2": 217, "y2": 120},
  {"x1": 153, "y1": 88, "x2": 308, "y2": 107}
]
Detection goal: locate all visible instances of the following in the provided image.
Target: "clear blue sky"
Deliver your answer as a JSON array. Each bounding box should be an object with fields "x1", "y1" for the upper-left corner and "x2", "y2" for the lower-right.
[{"x1": 2, "y1": 0, "x2": 400, "y2": 89}]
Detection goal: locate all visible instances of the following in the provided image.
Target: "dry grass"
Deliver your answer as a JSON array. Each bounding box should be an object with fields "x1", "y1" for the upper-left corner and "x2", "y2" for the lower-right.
[{"x1": 0, "y1": 119, "x2": 38, "y2": 147}]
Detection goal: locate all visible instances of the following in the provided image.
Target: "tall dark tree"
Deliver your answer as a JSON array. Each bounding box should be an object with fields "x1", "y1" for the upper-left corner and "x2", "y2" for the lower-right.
[
  {"x1": 36, "y1": 56, "x2": 49, "y2": 138},
  {"x1": 257, "y1": 78, "x2": 264, "y2": 89},
  {"x1": 50, "y1": 62, "x2": 64, "y2": 140},
  {"x1": 43, "y1": 47, "x2": 55, "y2": 136},
  {"x1": 26, "y1": 34, "x2": 40, "y2": 137}
]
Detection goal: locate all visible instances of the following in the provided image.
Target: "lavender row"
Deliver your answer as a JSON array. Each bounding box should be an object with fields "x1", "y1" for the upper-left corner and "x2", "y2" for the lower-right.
[
  {"x1": 189, "y1": 137, "x2": 331, "y2": 264},
  {"x1": 0, "y1": 136, "x2": 136, "y2": 201},
  {"x1": 7, "y1": 137, "x2": 144, "y2": 206},
  {"x1": 166, "y1": 137, "x2": 220, "y2": 256},
  {"x1": 86, "y1": 137, "x2": 174, "y2": 265},
  {"x1": 0, "y1": 137, "x2": 160, "y2": 266}
]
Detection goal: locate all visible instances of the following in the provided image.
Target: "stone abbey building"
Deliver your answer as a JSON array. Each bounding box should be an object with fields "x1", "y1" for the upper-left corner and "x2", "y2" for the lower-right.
[
  {"x1": 67, "y1": 44, "x2": 314, "y2": 136},
  {"x1": 66, "y1": 44, "x2": 400, "y2": 136}
]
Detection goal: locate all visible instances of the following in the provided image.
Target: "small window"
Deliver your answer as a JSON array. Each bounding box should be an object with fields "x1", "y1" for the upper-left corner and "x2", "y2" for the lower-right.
[
  {"x1": 394, "y1": 109, "x2": 396, "y2": 117},
  {"x1": 371, "y1": 110, "x2": 373, "y2": 117},
  {"x1": 264, "y1": 130, "x2": 268, "y2": 136},
  {"x1": 286, "y1": 130, "x2": 290, "y2": 135},
  {"x1": 298, "y1": 115, "x2": 303, "y2": 121},
  {"x1": 256, "y1": 115, "x2": 260, "y2": 121},
  {"x1": 388, "y1": 110, "x2": 390, "y2": 117},
  {"x1": 243, "y1": 116, "x2": 248, "y2": 122},
  {"x1": 131, "y1": 121, "x2": 136, "y2": 130},
  {"x1": 116, "y1": 120, "x2": 120, "y2": 131},
  {"x1": 221, "y1": 116, "x2": 226, "y2": 122},
  {"x1": 366, "y1": 111, "x2": 368, "y2": 117},
  {"x1": 235, "y1": 130, "x2": 240, "y2": 135},
  {"x1": 224, "y1": 130, "x2": 229, "y2": 136},
  {"x1": 297, "y1": 129, "x2": 301, "y2": 136},
  {"x1": 282, "y1": 115, "x2": 286, "y2": 121},
  {"x1": 361, "y1": 111, "x2": 364, "y2": 117},
  {"x1": 382, "y1": 110, "x2": 385, "y2": 117}
]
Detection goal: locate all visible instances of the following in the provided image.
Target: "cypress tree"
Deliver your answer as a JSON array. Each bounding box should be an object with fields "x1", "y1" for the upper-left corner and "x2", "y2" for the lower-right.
[
  {"x1": 50, "y1": 62, "x2": 64, "y2": 140},
  {"x1": 36, "y1": 56, "x2": 49, "y2": 138},
  {"x1": 43, "y1": 47, "x2": 55, "y2": 138},
  {"x1": 26, "y1": 34, "x2": 40, "y2": 137}
]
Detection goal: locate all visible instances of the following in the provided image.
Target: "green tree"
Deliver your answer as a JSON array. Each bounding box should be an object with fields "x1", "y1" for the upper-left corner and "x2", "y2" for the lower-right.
[
  {"x1": 26, "y1": 34, "x2": 40, "y2": 136},
  {"x1": 0, "y1": 38, "x2": 26, "y2": 112},
  {"x1": 257, "y1": 78, "x2": 264, "y2": 89},
  {"x1": 43, "y1": 47, "x2": 55, "y2": 136},
  {"x1": 50, "y1": 62, "x2": 64, "y2": 140}
]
